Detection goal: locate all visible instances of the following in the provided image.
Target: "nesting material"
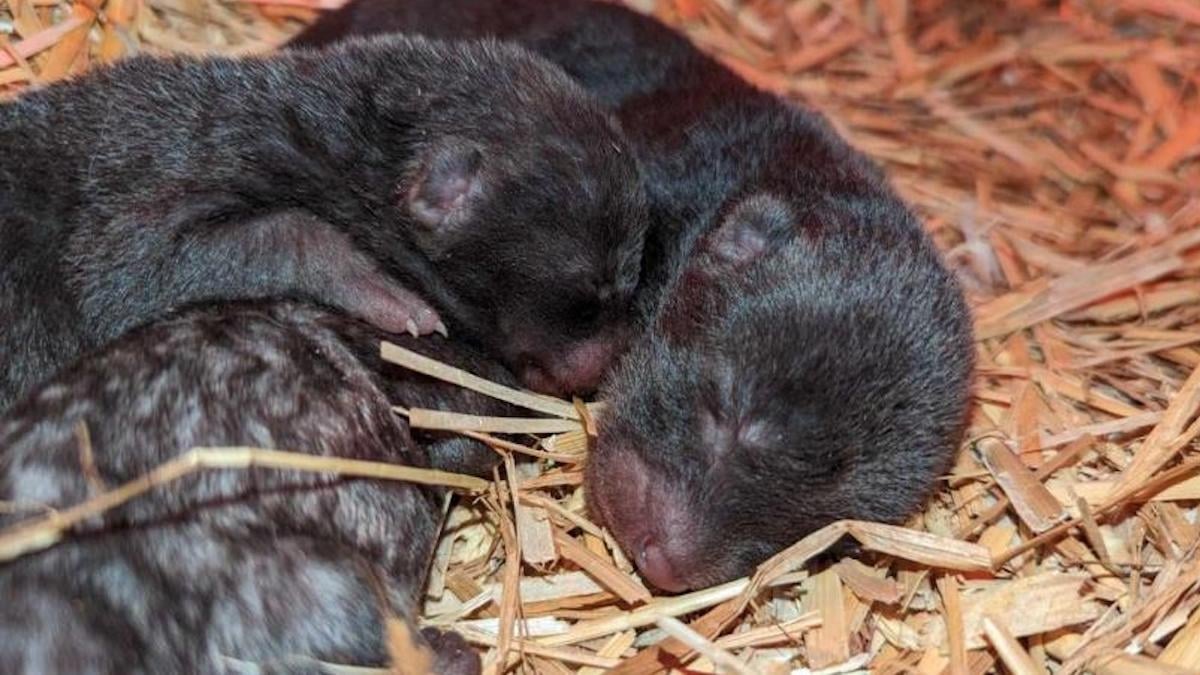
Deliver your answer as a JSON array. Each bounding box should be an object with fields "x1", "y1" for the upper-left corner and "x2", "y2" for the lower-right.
[{"x1": 2, "y1": 0, "x2": 1200, "y2": 673}]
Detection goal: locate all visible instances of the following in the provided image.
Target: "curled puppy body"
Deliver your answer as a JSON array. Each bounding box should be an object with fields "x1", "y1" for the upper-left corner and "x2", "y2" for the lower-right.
[
  {"x1": 0, "y1": 35, "x2": 647, "y2": 409},
  {"x1": 587, "y1": 194, "x2": 974, "y2": 593},
  {"x1": 289, "y1": 0, "x2": 885, "y2": 318},
  {"x1": 294, "y1": 1, "x2": 974, "y2": 590},
  {"x1": 0, "y1": 536, "x2": 479, "y2": 675},
  {"x1": 0, "y1": 301, "x2": 485, "y2": 672}
]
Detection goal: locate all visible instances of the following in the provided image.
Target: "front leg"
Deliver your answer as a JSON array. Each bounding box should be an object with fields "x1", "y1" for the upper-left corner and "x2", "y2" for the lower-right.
[{"x1": 66, "y1": 207, "x2": 445, "y2": 341}]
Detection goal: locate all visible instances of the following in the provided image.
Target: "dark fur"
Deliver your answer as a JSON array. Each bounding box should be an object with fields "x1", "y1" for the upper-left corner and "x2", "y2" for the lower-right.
[
  {"x1": 295, "y1": 0, "x2": 974, "y2": 591},
  {"x1": 0, "y1": 301, "x2": 492, "y2": 673},
  {"x1": 0, "y1": 35, "x2": 647, "y2": 409},
  {"x1": 290, "y1": 0, "x2": 886, "y2": 317},
  {"x1": 324, "y1": 309, "x2": 522, "y2": 478},
  {"x1": 588, "y1": 193, "x2": 974, "y2": 591}
]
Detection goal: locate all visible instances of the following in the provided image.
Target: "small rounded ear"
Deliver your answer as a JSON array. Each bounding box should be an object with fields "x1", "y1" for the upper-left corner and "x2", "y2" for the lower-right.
[
  {"x1": 705, "y1": 193, "x2": 794, "y2": 269},
  {"x1": 406, "y1": 138, "x2": 485, "y2": 250}
]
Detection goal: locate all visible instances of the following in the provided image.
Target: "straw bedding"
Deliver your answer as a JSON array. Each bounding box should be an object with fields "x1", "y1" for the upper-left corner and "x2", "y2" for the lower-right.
[{"x1": 2, "y1": 0, "x2": 1199, "y2": 672}]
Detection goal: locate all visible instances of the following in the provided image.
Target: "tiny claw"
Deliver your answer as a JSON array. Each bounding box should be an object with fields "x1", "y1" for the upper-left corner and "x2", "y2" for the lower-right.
[
  {"x1": 406, "y1": 319, "x2": 420, "y2": 337},
  {"x1": 434, "y1": 320, "x2": 449, "y2": 337}
]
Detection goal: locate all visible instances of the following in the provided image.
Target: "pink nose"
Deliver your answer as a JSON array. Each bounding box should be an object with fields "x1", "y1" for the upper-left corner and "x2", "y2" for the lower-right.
[
  {"x1": 634, "y1": 535, "x2": 687, "y2": 593},
  {"x1": 518, "y1": 338, "x2": 620, "y2": 395}
]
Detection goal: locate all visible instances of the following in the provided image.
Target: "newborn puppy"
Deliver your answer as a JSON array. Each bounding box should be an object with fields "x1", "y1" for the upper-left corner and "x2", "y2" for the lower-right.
[
  {"x1": 292, "y1": 0, "x2": 718, "y2": 110},
  {"x1": 0, "y1": 537, "x2": 479, "y2": 675},
  {"x1": 587, "y1": 195, "x2": 974, "y2": 592},
  {"x1": 0, "y1": 301, "x2": 489, "y2": 672},
  {"x1": 295, "y1": 1, "x2": 974, "y2": 590},
  {"x1": 0, "y1": 35, "x2": 647, "y2": 409},
  {"x1": 289, "y1": 0, "x2": 885, "y2": 318}
]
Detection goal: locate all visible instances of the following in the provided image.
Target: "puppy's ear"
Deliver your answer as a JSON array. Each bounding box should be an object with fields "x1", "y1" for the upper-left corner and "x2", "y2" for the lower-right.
[
  {"x1": 704, "y1": 193, "x2": 794, "y2": 269},
  {"x1": 405, "y1": 137, "x2": 485, "y2": 254}
]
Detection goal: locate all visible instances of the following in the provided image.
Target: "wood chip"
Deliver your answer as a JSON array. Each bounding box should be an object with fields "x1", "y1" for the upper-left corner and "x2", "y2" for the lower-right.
[
  {"x1": 7, "y1": 2, "x2": 1200, "y2": 672},
  {"x1": 979, "y1": 438, "x2": 1067, "y2": 532}
]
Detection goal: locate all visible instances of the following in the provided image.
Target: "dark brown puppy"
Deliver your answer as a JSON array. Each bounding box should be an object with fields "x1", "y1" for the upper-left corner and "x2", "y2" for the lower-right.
[
  {"x1": 290, "y1": 0, "x2": 887, "y2": 320},
  {"x1": 295, "y1": 0, "x2": 975, "y2": 592},
  {"x1": 0, "y1": 301, "x2": 501, "y2": 673},
  {"x1": 588, "y1": 193, "x2": 974, "y2": 592},
  {"x1": 0, "y1": 34, "x2": 647, "y2": 410}
]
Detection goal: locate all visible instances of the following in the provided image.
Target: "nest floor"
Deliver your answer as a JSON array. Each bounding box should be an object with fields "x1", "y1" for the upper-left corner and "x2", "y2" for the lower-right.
[{"x1": 3, "y1": 0, "x2": 1200, "y2": 673}]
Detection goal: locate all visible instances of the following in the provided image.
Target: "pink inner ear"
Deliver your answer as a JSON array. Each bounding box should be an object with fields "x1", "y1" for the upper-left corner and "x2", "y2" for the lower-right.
[
  {"x1": 707, "y1": 194, "x2": 794, "y2": 269},
  {"x1": 711, "y1": 221, "x2": 768, "y2": 266},
  {"x1": 410, "y1": 175, "x2": 474, "y2": 226},
  {"x1": 408, "y1": 144, "x2": 483, "y2": 229}
]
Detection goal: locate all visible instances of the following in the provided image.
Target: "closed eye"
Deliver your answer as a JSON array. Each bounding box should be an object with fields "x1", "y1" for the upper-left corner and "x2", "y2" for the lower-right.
[
  {"x1": 566, "y1": 278, "x2": 621, "y2": 324},
  {"x1": 569, "y1": 299, "x2": 602, "y2": 323},
  {"x1": 738, "y1": 418, "x2": 775, "y2": 449}
]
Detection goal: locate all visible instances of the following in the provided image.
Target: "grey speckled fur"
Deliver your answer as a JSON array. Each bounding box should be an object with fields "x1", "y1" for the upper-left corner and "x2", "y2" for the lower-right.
[{"x1": 0, "y1": 301, "x2": 484, "y2": 674}]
